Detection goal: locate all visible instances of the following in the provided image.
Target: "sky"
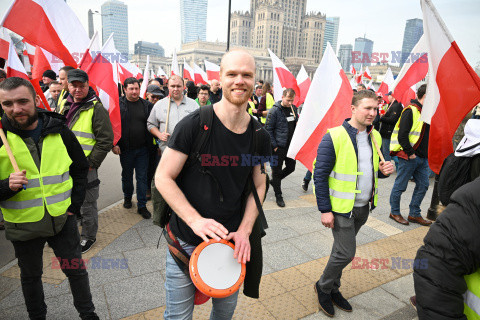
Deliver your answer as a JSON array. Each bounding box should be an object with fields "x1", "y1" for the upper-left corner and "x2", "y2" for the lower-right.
[{"x1": 0, "y1": 0, "x2": 479, "y2": 67}]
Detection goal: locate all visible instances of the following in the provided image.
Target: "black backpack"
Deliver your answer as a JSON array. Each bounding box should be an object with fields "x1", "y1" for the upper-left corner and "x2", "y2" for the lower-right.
[
  {"x1": 152, "y1": 104, "x2": 269, "y2": 230},
  {"x1": 437, "y1": 141, "x2": 480, "y2": 205}
]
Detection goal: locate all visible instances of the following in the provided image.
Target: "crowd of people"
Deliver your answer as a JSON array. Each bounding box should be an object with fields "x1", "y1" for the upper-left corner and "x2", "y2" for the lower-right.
[{"x1": 0, "y1": 48, "x2": 479, "y2": 320}]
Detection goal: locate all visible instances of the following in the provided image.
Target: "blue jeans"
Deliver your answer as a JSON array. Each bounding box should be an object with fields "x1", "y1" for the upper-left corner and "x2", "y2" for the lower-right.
[
  {"x1": 164, "y1": 240, "x2": 239, "y2": 319},
  {"x1": 381, "y1": 138, "x2": 392, "y2": 161},
  {"x1": 390, "y1": 157, "x2": 430, "y2": 217},
  {"x1": 119, "y1": 146, "x2": 149, "y2": 208}
]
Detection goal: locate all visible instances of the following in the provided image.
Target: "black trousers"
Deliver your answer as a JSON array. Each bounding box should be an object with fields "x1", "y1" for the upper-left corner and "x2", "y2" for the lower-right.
[
  {"x1": 12, "y1": 215, "x2": 96, "y2": 320},
  {"x1": 271, "y1": 146, "x2": 296, "y2": 196}
]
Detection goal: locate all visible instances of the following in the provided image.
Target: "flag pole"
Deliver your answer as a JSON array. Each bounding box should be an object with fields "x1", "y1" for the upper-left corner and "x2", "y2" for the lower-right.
[
  {"x1": 0, "y1": 124, "x2": 26, "y2": 189},
  {"x1": 370, "y1": 133, "x2": 385, "y2": 163}
]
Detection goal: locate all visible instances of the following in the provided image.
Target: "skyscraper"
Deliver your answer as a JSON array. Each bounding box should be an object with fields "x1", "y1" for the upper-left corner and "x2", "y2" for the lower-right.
[
  {"x1": 401, "y1": 18, "x2": 423, "y2": 66},
  {"x1": 323, "y1": 17, "x2": 340, "y2": 54},
  {"x1": 353, "y1": 36, "x2": 374, "y2": 71},
  {"x1": 180, "y1": 0, "x2": 208, "y2": 44},
  {"x1": 338, "y1": 44, "x2": 353, "y2": 72},
  {"x1": 101, "y1": 0, "x2": 129, "y2": 57}
]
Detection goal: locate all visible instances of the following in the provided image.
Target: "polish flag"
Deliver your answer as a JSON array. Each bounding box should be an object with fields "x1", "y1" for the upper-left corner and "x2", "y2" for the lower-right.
[
  {"x1": 287, "y1": 43, "x2": 353, "y2": 171},
  {"x1": 31, "y1": 46, "x2": 51, "y2": 80},
  {"x1": 139, "y1": 55, "x2": 150, "y2": 99},
  {"x1": 363, "y1": 66, "x2": 372, "y2": 80},
  {"x1": 194, "y1": 63, "x2": 208, "y2": 85},
  {"x1": 420, "y1": 0, "x2": 480, "y2": 174},
  {"x1": 118, "y1": 60, "x2": 142, "y2": 83},
  {"x1": 150, "y1": 69, "x2": 155, "y2": 80},
  {"x1": 349, "y1": 77, "x2": 357, "y2": 90},
  {"x1": 204, "y1": 60, "x2": 220, "y2": 81},
  {"x1": 296, "y1": 65, "x2": 311, "y2": 106},
  {"x1": 268, "y1": 48, "x2": 301, "y2": 105},
  {"x1": 171, "y1": 49, "x2": 180, "y2": 76},
  {"x1": 355, "y1": 68, "x2": 363, "y2": 84},
  {"x1": 392, "y1": 35, "x2": 428, "y2": 107},
  {"x1": 1, "y1": 0, "x2": 90, "y2": 68},
  {"x1": 376, "y1": 67, "x2": 395, "y2": 103},
  {"x1": 85, "y1": 33, "x2": 121, "y2": 145},
  {"x1": 157, "y1": 66, "x2": 167, "y2": 78},
  {"x1": 78, "y1": 31, "x2": 101, "y2": 71},
  {"x1": 22, "y1": 40, "x2": 35, "y2": 66},
  {"x1": 183, "y1": 59, "x2": 194, "y2": 82},
  {"x1": 350, "y1": 65, "x2": 356, "y2": 75},
  {"x1": 366, "y1": 80, "x2": 376, "y2": 91}
]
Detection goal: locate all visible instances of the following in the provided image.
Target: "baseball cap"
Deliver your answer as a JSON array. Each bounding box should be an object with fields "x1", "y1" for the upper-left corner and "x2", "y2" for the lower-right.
[{"x1": 67, "y1": 69, "x2": 89, "y2": 83}]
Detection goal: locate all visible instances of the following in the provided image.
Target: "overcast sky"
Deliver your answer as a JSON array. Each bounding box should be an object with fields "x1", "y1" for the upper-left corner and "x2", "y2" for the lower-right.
[{"x1": 1, "y1": 0, "x2": 479, "y2": 67}]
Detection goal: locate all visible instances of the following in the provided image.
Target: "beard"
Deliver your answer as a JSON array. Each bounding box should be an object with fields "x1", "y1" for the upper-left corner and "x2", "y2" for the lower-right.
[
  {"x1": 224, "y1": 86, "x2": 254, "y2": 106},
  {"x1": 10, "y1": 108, "x2": 39, "y2": 130}
]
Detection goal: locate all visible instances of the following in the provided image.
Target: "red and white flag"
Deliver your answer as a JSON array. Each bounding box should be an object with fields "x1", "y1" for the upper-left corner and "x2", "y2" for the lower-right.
[
  {"x1": 194, "y1": 63, "x2": 208, "y2": 85},
  {"x1": 78, "y1": 31, "x2": 101, "y2": 71},
  {"x1": 392, "y1": 35, "x2": 428, "y2": 107},
  {"x1": 31, "y1": 46, "x2": 51, "y2": 80},
  {"x1": 355, "y1": 67, "x2": 363, "y2": 84},
  {"x1": 366, "y1": 79, "x2": 376, "y2": 91},
  {"x1": 296, "y1": 65, "x2": 311, "y2": 106},
  {"x1": 363, "y1": 66, "x2": 372, "y2": 80},
  {"x1": 268, "y1": 48, "x2": 301, "y2": 105},
  {"x1": 350, "y1": 65, "x2": 356, "y2": 75},
  {"x1": 1, "y1": 0, "x2": 89, "y2": 68},
  {"x1": 157, "y1": 66, "x2": 167, "y2": 78},
  {"x1": 420, "y1": 0, "x2": 480, "y2": 173},
  {"x1": 21, "y1": 39, "x2": 35, "y2": 71},
  {"x1": 139, "y1": 55, "x2": 150, "y2": 98},
  {"x1": 376, "y1": 67, "x2": 394, "y2": 103},
  {"x1": 204, "y1": 60, "x2": 220, "y2": 81},
  {"x1": 85, "y1": 33, "x2": 121, "y2": 144},
  {"x1": 183, "y1": 59, "x2": 194, "y2": 82},
  {"x1": 171, "y1": 49, "x2": 180, "y2": 76},
  {"x1": 287, "y1": 43, "x2": 353, "y2": 171}
]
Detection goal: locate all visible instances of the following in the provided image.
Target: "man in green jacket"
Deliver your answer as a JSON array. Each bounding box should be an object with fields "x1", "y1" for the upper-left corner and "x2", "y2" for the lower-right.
[
  {"x1": 0, "y1": 77, "x2": 99, "y2": 320},
  {"x1": 59, "y1": 69, "x2": 114, "y2": 253}
]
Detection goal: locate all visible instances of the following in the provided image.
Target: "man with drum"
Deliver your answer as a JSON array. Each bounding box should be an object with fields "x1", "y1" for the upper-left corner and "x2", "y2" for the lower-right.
[
  {"x1": 156, "y1": 49, "x2": 271, "y2": 319},
  {"x1": 312, "y1": 90, "x2": 394, "y2": 316}
]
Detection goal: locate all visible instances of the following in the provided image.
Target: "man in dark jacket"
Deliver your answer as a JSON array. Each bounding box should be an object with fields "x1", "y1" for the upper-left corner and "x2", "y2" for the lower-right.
[
  {"x1": 389, "y1": 85, "x2": 432, "y2": 226},
  {"x1": 0, "y1": 77, "x2": 99, "y2": 320},
  {"x1": 413, "y1": 177, "x2": 480, "y2": 319},
  {"x1": 59, "y1": 69, "x2": 114, "y2": 253},
  {"x1": 379, "y1": 92, "x2": 403, "y2": 161},
  {"x1": 265, "y1": 88, "x2": 299, "y2": 207},
  {"x1": 112, "y1": 77, "x2": 153, "y2": 219}
]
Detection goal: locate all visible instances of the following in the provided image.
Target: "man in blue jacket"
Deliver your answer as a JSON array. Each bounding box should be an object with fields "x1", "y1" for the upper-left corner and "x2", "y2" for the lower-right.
[
  {"x1": 265, "y1": 88, "x2": 298, "y2": 207},
  {"x1": 313, "y1": 90, "x2": 394, "y2": 316}
]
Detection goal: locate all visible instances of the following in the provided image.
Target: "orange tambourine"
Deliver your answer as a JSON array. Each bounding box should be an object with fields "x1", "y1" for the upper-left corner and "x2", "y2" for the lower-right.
[{"x1": 189, "y1": 239, "x2": 246, "y2": 299}]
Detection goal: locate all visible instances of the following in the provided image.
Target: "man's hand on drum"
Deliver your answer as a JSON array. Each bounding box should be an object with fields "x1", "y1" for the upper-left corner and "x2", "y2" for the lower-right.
[
  {"x1": 226, "y1": 230, "x2": 250, "y2": 264},
  {"x1": 190, "y1": 217, "x2": 229, "y2": 243}
]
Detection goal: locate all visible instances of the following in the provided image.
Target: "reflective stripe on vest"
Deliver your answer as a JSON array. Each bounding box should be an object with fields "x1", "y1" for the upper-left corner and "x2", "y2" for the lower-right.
[
  {"x1": 390, "y1": 105, "x2": 423, "y2": 152},
  {"x1": 464, "y1": 270, "x2": 480, "y2": 320},
  {"x1": 261, "y1": 93, "x2": 275, "y2": 124},
  {"x1": 57, "y1": 89, "x2": 68, "y2": 114},
  {"x1": 313, "y1": 126, "x2": 380, "y2": 213},
  {"x1": 70, "y1": 104, "x2": 96, "y2": 156},
  {"x1": 0, "y1": 133, "x2": 73, "y2": 223},
  {"x1": 248, "y1": 101, "x2": 255, "y2": 116}
]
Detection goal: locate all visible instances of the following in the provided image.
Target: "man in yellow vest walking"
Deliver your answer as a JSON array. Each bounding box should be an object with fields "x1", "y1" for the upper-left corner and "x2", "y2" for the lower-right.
[
  {"x1": 313, "y1": 90, "x2": 394, "y2": 316},
  {"x1": 389, "y1": 84, "x2": 432, "y2": 226},
  {"x1": 0, "y1": 77, "x2": 99, "y2": 319},
  {"x1": 59, "y1": 69, "x2": 114, "y2": 253}
]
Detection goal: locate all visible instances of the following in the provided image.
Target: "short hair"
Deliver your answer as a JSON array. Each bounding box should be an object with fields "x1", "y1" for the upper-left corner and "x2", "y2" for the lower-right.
[
  {"x1": 167, "y1": 75, "x2": 183, "y2": 86},
  {"x1": 255, "y1": 85, "x2": 262, "y2": 90},
  {"x1": 258, "y1": 80, "x2": 264, "y2": 85},
  {"x1": 282, "y1": 88, "x2": 295, "y2": 97},
  {"x1": 357, "y1": 83, "x2": 366, "y2": 90},
  {"x1": 60, "y1": 66, "x2": 75, "y2": 74},
  {"x1": 124, "y1": 77, "x2": 140, "y2": 89},
  {"x1": 0, "y1": 69, "x2": 6, "y2": 79},
  {"x1": 49, "y1": 80, "x2": 61, "y2": 87},
  {"x1": 417, "y1": 84, "x2": 427, "y2": 100},
  {"x1": 352, "y1": 90, "x2": 378, "y2": 106},
  {"x1": 198, "y1": 84, "x2": 210, "y2": 93},
  {"x1": 0, "y1": 77, "x2": 36, "y2": 100}
]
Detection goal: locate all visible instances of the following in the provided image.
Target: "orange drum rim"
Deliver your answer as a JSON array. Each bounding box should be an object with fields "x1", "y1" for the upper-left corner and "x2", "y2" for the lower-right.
[{"x1": 189, "y1": 239, "x2": 246, "y2": 299}]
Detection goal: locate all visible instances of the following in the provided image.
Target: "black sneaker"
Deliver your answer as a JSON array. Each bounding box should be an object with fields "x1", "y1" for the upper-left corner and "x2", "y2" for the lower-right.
[
  {"x1": 275, "y1": 195, "x2": 285, "y2": 207},
  {"x1": 123, "y1": 198, "x2": 132, "y2": 209},
  {"x1": 302, "y1": 179, "x2": 309, "y2": 192},
  {"x1": 81, "y1": 239, "x2": 96, "y2": 254},
  {"x1": 138, "y1": 207, "x2": 151, "y2": 219},
  {"x1": 331, "y1": 291, "x2": 352, "y2": 312},
  {"x1": 314, "y1": 281, "x2": 334, "y2": 317}
]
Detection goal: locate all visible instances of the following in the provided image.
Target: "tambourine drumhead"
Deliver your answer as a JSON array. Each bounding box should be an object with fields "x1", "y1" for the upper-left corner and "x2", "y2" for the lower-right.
[{"x1": 189, "y1": 239, "x2": 246, "y2": 298}]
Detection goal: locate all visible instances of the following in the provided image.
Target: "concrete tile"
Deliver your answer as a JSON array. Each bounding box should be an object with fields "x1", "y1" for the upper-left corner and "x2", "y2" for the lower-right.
[
  {"x1": 279, "y1": 215, "x2": 323, "y2": 234},
  {"x1": 262, "y1": 261, "x2": 275, "y2": 276},
  {"x1": 288, "y1": 232, "x2": 333, "y2": 260},
  {"x1": 85, "y1": 252, "x2": 132, "y2": 288},
  {"x1": 131, "y1": 217, "x2": 156, "y2": 229},
  {"x1": 136, "y1": 225, "x2": 165, "y2": 247},
  {"x1": 358, "y1": 225, "x2": 387, "y2": 241},
  {"x1": 98, "y1": 228, "x2": 145, "y2": 256},
  {"x1": 348, "y1": 287, "x2": 407, "y2": 318},
  {"x1": 263, "y1": 240, "x2": 312, "y2": 271},
  {"x1": 262, "y1": 220, "x2": 300, "y2": 245},
  {"x1": 122, "y1": 246, "x2": 166, "y2": 276},
  {"x1": 0, "y1": 276, "x2": 20, "y2": 300},
  {"x1": 104, "y1": 271, "x2": 165, "y2": 320},
  {"x1": 0, "y1": 303, "x2": 29, "y2": 319},
  {"x1": 381, "y1": 274, "x2": 415, "y2": 305},
  {"x1": 0, "y1": 286, "x2": 24, "y2": 309}
]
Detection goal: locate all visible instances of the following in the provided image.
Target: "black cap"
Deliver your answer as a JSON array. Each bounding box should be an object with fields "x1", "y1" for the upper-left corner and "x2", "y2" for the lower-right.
[
  {"x1": 387, "y1": 91, "x2": 393, "y2": 96},
  {"x1": 42, "y1": 70, "x2": 56, "y2": 80},
  {"x1": 67, "y1": 69, "x2": 89, "y2": 83},
  {"x1": 147, "y1": 85, "x2": 164, "y2": 96}
]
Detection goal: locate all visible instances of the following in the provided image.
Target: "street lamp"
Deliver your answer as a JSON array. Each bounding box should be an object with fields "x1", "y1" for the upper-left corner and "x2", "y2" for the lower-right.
[
  {"x1": 226, "y1": 0, "x2": 232, "y2": 52},
  {"x1": 88, "y1": 9, "x2": 113, "y2": 39}
]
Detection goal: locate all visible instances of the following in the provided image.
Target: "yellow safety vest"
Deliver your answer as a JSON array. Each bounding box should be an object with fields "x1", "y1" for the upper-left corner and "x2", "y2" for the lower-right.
[
  {"x1": 390, "y1": 105, "x2": 423, "y2": 152},
  {"x1": 261, "y1": 93, "x2": 275, "y2": 124},
  {"x1": 57, "y1": 89, "x2": 68, "y2": 114},
  {"x1": 0, "y1": 133, "x2": 73, "y2": 223},
  {"x1": 247, "y1": 100, "x2": 255, "y2": 116},
  {"x1": 313, "y1": 126, "x2": 380, "y2": 213},
  {"x1": 464, "y1": 270, "x2": 480, "y2": 320},
  {"x1": 69, "y1": 104, "x2": 96, "y2": 157}
]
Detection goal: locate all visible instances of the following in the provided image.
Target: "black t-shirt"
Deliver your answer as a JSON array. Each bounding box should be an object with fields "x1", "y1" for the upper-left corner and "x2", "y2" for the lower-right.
[
  {"x1": 167, "y1": 108, "x2": 271, "y2": 245},
  {"x1": 281, "y1": 105, "x2": 296, "y2": 148},
  {"x1": 126, "y1": 99, "x2": 147, "y2": 150}
]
